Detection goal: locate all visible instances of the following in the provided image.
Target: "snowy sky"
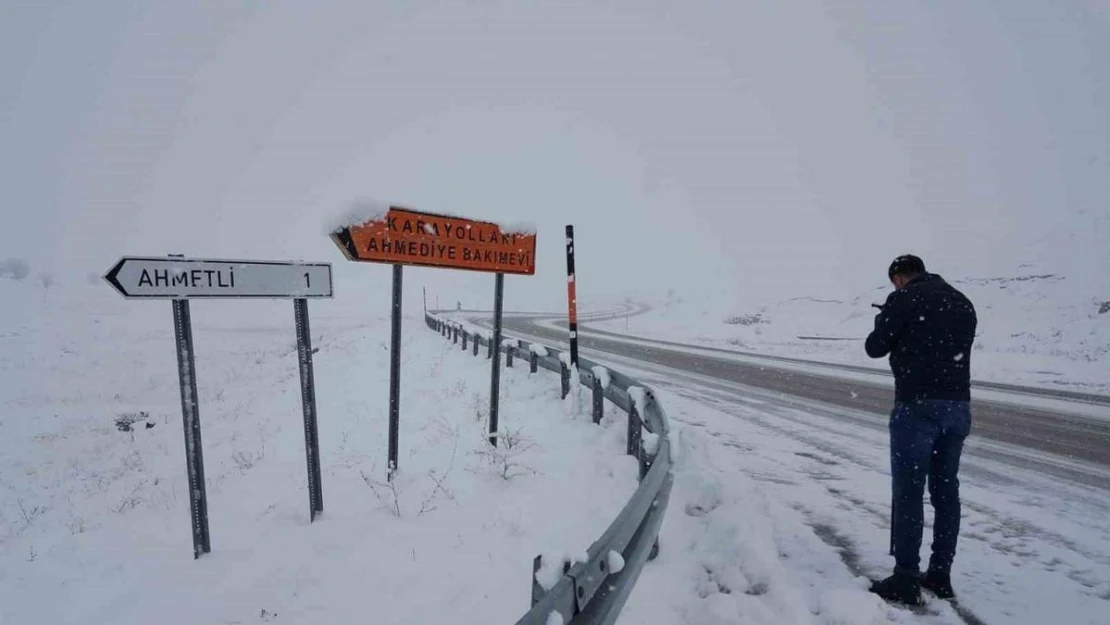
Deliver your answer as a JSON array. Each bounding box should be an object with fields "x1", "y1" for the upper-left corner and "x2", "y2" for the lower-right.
[{"x1": 2, "y1": 0, "x2": 1107, "y2": 310}]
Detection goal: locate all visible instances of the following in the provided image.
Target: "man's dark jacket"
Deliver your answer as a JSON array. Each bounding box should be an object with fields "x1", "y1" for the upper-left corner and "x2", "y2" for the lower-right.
[{"x1": 865, "y1": 273, "x2": 978, "y2": 402}]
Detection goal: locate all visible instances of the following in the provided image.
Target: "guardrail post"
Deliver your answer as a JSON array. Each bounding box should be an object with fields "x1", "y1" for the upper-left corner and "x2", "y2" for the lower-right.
[
  {"x1": 592, "y1": 376, "x2": 604, "y2": 424},
  {"x1": 506, "y1": 346, "x2": 514, "y2": 368},
  {"x1": 531, "y1": 554, "x2": 572, "y2": 608},
  {"x1": 640, "y1": 439, "x2": 655, "y2": 481},
  {"x1": 487, "y1": 335, "x2": 494, "y2": 359},
  {"x1": 639, "y1": 397, "x2": 662, "y2": 559},
  {"x1": 530, "y1": 352, "x2": 538, "y2": 374},
  {"x1": 462, "y1": 332, "x2": 468, "y2": 351},
  {"x1": 627, "y1": 401, "x2": 643, "y2": 462},
  {"x1": 531, "y1": 555, "x2": 545, "y2": 607},
  {"x1": 560, "y1": 361, "x2": 570, "y2": 399},
  {"x1": 473, "y1": 336, "x2": 480, "y2": 357}
]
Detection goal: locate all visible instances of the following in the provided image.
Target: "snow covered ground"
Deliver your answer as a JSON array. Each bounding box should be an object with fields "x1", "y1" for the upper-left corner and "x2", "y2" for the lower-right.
[
  {"x1": 600, "y1": 352, "x2": 1110, "y2": 625},
  {"x1": 0, "y1": 277, "x2": 639, "y2": 625},
  {"x1": 5, "y1": 273, "x2": 1106, "y2": 625},
  {"x1": 461, "y1": 316, "x2": 1110, "y2": 625},
  {"x1": 591, "y1": 273, "x2": 1110, "y2": 395},
  {"x1": 5, "y1": 276, "x2": 1108, "y2": 625}
]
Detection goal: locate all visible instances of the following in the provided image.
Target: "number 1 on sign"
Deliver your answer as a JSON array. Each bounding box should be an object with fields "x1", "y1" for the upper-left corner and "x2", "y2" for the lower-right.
[{"x1": 304, "y1": 273, "x2": 310, "y2": 288}]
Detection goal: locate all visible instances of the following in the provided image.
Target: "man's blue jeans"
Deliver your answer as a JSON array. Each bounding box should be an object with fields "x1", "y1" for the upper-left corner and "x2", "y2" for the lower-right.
[{"x1": 889, "y1": 400, "x2": 971, "y2": 576}]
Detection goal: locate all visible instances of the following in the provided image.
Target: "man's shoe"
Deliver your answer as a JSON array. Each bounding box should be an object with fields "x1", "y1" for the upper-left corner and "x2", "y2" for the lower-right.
[
  {"x1": 921, "y1": 569, "x2": 955, "y2": 599},
  {"x1": 869, "y1": 572, "x2": 923, "y2": 606}
]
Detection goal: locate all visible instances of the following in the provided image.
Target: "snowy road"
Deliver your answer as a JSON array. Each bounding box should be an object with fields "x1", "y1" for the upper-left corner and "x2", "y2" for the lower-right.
[
  {"x1": 462, "y1": 313, "x2": 1110, "y2": 624},
  {"x1": 499, "y1": 315, "x2": 1110, "y2": 489}
]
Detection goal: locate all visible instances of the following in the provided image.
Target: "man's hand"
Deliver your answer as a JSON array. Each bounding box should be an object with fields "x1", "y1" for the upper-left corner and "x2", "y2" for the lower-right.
[{"x1": 865, "y1": 290, "x2": 908, "y2": 359}]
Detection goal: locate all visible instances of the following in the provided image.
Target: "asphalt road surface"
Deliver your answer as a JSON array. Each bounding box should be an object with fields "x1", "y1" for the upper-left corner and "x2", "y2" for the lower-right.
[{"x1": 484, "y1": 313, "x2": 1110, "y2": 489}]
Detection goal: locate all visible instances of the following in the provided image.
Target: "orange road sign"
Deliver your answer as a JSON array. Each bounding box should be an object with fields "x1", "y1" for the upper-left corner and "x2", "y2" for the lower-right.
[{"x1": 330, "y1": 207, "x2": 537, "y2": 275}]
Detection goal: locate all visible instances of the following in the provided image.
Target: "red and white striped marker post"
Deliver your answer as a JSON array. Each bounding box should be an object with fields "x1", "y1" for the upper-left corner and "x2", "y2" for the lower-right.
[{"x1": 565, "y1": 225, "x2": 579, "y2": 368}]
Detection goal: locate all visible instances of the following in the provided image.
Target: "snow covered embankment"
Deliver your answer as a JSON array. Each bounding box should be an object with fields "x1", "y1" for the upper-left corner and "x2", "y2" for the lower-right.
[{"x1": 0, "y1": 280, "x2": 639, "y2": 625}]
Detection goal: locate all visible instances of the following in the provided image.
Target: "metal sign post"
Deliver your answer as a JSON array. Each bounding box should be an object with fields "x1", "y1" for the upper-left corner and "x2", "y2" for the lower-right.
[
  {"x1": 389, "y1": 264, "x2": 403, "y2": 481},
  {"x1": 294, "y1": 298, "x2": 324, "y2": 520},
  {"x1": 104, "y1": 255, "x2": 333, "y2": 557},
  {"x1": 489, "y1": 273, "x2": 505, "y2": 446},
  {"x1": 172, "y1": 298, "x2": 210, "y2": 559}
]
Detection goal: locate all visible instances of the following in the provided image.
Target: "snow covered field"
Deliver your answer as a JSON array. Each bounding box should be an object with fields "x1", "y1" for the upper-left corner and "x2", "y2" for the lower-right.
[
  {"x1": 592, "y1": 273, "x2": 1110, "y2": 395},
  {"x1": 0, "y1": 278, "x2": 639, "y2": 625}
]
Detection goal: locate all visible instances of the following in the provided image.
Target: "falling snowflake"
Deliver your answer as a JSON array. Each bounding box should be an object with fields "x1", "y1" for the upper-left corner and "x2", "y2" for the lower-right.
[{"x1": 954, "y1": 353, "x2": 965, "y2": 362}]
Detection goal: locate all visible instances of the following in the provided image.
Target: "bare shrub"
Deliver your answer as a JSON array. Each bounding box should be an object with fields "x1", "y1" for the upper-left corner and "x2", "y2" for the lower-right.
[
  {"x1": 723, "y1": 313, "x2": 765, "y2": 326},
  {"x1": 231, "y1": 450, "x2": 263, "y2": 475},
  {"x1": 361, "y1": 470, "x2": 403, "y2": 518},
  {"x1": 469, "y1": 428, "x2": 537, "y2": 481}
]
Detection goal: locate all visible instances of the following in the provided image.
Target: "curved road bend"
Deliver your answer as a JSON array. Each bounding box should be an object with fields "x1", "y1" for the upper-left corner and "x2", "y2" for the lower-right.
[{"x1": 482, "y1": 314, "x2": 1110, "y2": 489}]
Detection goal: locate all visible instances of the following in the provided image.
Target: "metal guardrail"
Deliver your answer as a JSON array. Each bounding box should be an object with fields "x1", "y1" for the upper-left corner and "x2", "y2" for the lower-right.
[{"x1": 424, "y1": 313, "x2": 674, "y2": 625}]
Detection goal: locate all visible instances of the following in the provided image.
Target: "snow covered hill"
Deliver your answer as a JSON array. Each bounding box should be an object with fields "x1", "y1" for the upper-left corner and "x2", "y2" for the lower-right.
[
  {"x1": 0, "y1": 277, "x2": 639, "y2": 624},
  {"x1": 594, "y1": 272, "x2": 1109, "y2": 394}
]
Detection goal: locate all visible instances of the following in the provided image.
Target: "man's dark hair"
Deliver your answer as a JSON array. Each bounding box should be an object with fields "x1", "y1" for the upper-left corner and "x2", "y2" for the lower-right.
[{"x1": 888, "y1": 254, "x2": 926, "y2": 279}]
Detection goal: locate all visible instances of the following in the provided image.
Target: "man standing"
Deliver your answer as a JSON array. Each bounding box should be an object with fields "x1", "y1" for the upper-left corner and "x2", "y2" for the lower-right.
[{"x1": 865, "y1": 255, "x2": 978, "y2": 605}]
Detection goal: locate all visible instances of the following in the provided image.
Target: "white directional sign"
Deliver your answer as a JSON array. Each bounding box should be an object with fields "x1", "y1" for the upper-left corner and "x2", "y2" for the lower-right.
[{"x1": 104, "y1": 256, "x2": 333, "y2": 299}]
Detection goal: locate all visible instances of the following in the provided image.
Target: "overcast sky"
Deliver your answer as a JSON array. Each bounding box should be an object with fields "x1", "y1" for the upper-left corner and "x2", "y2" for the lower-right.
[{"x1": 2, "y1": 0, "x2": 1107, "y2": 312}]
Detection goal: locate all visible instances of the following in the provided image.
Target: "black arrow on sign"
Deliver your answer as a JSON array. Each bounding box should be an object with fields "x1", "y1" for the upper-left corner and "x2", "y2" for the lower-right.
[{"x1": 103, "y1": 258, "x2": 128, "y2": 297}]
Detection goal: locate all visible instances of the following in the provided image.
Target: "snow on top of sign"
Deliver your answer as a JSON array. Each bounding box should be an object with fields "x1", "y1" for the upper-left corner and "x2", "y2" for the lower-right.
[
  {"x1": 323, "y1": 198, "x2": 536, "y2": 236},
  {"x1": 399, "y1": 204, "x2": 537, "y2": 235},
  {"x1": 497, "y1": 221, "x2": 537, "y2": 236},
  {"x1": 323, "y1": 198, "x2": 392, "y2": 234},
  {"x1": 415, "y1": 209, "x2": 536, "y2": 236}
]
